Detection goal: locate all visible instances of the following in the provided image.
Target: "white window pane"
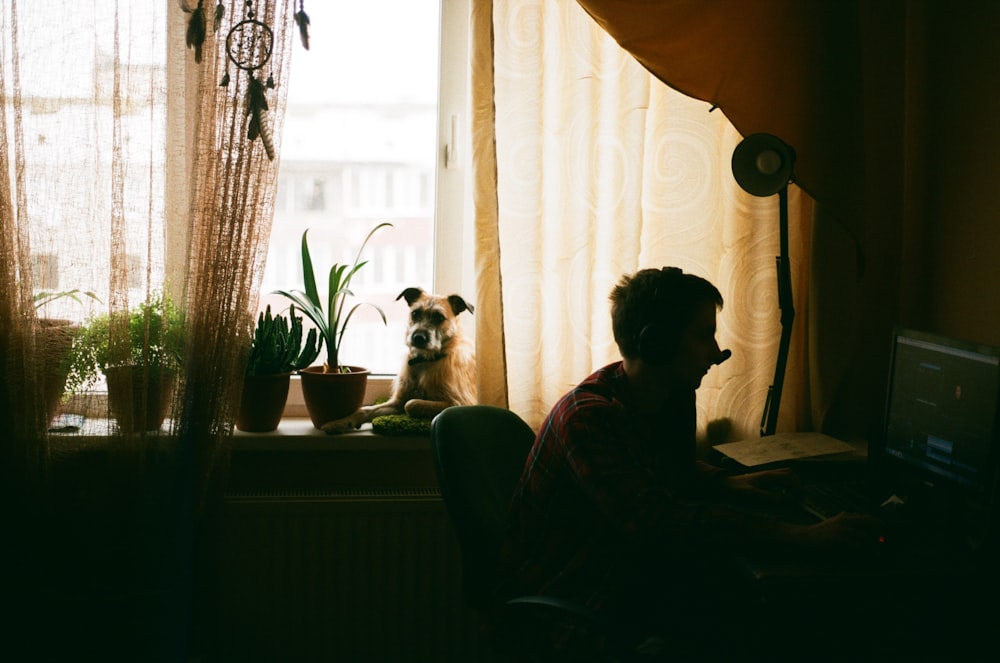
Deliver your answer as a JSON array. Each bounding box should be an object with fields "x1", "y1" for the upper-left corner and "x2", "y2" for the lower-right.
[
  {"x1": 260, "y1": 1, "x2": 441, "y2": 374},
  {"x1": 14, "y1": 1, "x2": 169, "y2": 319}
]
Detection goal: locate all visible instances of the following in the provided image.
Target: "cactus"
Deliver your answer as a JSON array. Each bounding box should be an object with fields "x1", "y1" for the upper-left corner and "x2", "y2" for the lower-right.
[{"x1": 246, "y1": 304, "x2": 322, "y2": 376}]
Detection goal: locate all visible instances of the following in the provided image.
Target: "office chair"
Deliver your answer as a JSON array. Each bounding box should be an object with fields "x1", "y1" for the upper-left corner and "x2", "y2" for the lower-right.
[{"x1": 431, "y1": 405, "x2": 645, "y2": 662}]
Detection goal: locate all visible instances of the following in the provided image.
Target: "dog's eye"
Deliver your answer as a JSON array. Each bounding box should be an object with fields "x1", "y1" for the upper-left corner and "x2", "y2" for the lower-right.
[
  {"x1": 430, "y1": 312, "x2": 445, "y2": 325},
  {"x1": 411, "y1": 310, "x2": 423, "y2": 322}
]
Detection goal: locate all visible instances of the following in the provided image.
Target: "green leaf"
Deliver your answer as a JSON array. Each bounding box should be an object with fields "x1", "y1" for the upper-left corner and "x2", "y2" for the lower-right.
[
  {"x1": 33, "y1": 289, "x2": 102, "y2": 309},
  {"x1": 271, "y1": 289, "x2": 328, "y2": 342},
  {"x1": 273, "y1": 224, "x2": 392, "y2": 371},
  {"x1": 301, "y1": 229, "x2": 320, "y2": 310}
]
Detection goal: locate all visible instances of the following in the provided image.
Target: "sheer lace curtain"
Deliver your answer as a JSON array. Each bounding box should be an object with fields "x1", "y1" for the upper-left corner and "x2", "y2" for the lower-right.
[
  {"x1": 472, "y1": 0, "x2": 813, "y2": 436},
  {"x1": 1, "y1": 0, "x2": 295, "y2": 643}
]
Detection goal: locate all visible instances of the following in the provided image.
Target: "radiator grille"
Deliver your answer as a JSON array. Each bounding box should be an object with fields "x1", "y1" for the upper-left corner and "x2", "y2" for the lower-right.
[
  {"x1": 217, "y1": 489, "x2": 488, "y2": 662},
  {"x1": 225, "y1": 486, "x2": 442, "y2": 500}
]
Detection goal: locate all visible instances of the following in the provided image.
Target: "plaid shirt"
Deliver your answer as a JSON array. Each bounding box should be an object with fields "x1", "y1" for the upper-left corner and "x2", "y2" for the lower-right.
[{"x1": 496, "y1": 362, "x2": 729, "y2": 618}]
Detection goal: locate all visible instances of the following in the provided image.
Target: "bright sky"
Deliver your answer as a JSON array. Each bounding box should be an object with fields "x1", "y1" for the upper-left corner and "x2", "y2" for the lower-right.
[
  {"x1": 7, "y1": 1, "x2": 164, "y2": 97},
  {"x1": 5, "y1": 1, "x2": 438, "y2": 104},
  {"x1": 285, "y1": 0, "x2": 440, "y2": 105}
]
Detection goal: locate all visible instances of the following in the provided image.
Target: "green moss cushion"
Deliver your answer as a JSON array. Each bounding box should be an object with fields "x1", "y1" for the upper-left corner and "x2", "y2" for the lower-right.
[{"x1": 371, "y1": 413, "x2": 432, "y2": 436}]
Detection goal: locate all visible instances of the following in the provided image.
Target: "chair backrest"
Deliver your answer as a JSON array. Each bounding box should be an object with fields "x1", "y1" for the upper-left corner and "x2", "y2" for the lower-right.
[{"x1": 431, "y1": 404, "x2": 536, "y2": 611}]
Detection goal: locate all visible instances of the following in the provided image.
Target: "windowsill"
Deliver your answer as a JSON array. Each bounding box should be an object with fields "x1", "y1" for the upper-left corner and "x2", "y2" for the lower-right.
[
  {"x1": 51, "y1": 374, "x2": 401, "y2": 441},
  {"x1": 47, "y1": 374, "x2": 429, "y2": 490},
  {"x1": 48, "y1": 417, "x2": 427, "y2": 448},
  {"x1": 233, "y1": 418, "x2": 430, "y2": 452},
  {"x1": 47, "y1": 416, "x2": 437, "y2": 492},
  {"x1": 230, "y1": 418, "x2": 436, "y2": 492},
  {"x1": 279, "y1": 373, "x2": 395, "y2": 419}
]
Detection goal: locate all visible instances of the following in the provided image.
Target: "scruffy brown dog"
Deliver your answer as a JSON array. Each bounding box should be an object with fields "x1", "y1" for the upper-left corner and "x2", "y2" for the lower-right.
[{"x1": 321, "y1": 287, "x2": 477, "y2": 434}]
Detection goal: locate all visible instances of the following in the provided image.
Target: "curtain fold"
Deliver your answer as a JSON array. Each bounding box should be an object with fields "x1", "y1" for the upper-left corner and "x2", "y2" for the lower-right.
[
  {"x1": 1, "y1": 1, "x2": 296, "y2": 656},
  {"x1": 475, "y1": 0, "x2": 812, "y2": 436},
  {"x1": 574, "y1": 0, "x2": 866, "y2": 227},
  {"x1": 573, "y1": 0, "x2": 912, "y2": 440},
  {"x1": 177, "y1": 0, "x2": 295, "y2": 521},
  {"x1": 470, "y1": 0, "x2": 509, "y2": 409},
  {"x1": 0, "y1": 1, "x2": 49, "y2": 496}
]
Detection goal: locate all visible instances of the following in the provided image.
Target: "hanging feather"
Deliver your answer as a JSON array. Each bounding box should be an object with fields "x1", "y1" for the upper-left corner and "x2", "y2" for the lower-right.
[
  {"x1": 214, "y1": 2, "x2": 225, "y2": 33},
  {"x1": 185, "y1": 1, "x2": 207, "y2": 63},
  {"x1": 246, "y1": 75, "x2": 275, "y2": 161},
  {"x1": 294, "y1": 2, "x2": 311, "y2": 50}
]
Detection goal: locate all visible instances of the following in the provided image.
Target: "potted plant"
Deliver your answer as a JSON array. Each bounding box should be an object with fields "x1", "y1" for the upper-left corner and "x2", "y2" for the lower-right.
[
  {"x1": 273, "y1": 222, "x2": 392, "y2": 428},
  {"x1": 34, "y1": 289, "x2": 101, "y2": 424},
  {"x1": 64, "y1": 293, "x2": 184, "y2": 433},
  {"x1": 236, "y1": 304, "x2": 321, "y2": 432}
]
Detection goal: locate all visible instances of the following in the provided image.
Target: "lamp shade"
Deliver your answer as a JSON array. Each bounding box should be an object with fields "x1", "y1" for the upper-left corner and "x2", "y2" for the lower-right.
[{"x1": 732, "y1": 133, "x2": 796, "y2": 197}]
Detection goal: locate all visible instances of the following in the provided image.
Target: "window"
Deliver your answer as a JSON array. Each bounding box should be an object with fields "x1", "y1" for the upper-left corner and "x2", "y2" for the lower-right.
[
  {"x1": 19, "y1": 0, "x2": 471, "y2": 384},
  {"x1": 256, "y1": 0, "x2": 471, "y2": 375},
  {"x1": 17, "y1": 1, "x2": 171, "y2": 321}
]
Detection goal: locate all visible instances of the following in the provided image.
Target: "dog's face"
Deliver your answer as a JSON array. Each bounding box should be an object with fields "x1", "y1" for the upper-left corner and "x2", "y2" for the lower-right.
[{"x1": 398, "y1": 287, "x2": 474, "y2": 356}]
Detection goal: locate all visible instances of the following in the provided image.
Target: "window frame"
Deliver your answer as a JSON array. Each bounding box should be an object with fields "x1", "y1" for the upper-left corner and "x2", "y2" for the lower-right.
[
  {"x1": 45, "y1": 1, "x2": 472, "y2": 423},
  {"x1": 281, "y1": 0, "x2": 472, "y2": 415}
]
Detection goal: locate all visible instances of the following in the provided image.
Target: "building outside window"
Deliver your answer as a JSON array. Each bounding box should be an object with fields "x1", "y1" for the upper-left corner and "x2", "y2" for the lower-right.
[
  {"x1": 257, "y1": 0, "x2": 449, "y2": 375},
  {"x1": 19, "y1": 0, "x2": 467, "y2": 382}
]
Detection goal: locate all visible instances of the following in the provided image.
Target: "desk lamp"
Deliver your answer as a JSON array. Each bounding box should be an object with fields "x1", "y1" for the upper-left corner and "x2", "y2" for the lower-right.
[{"x1": 732, "y1": 133, "x2": 796, "y2": 437}]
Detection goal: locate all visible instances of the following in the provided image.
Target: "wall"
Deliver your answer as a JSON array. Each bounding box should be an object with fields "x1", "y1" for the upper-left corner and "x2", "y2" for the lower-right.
[
  {"x1": 904, "y1": 2, "x2": 1000, "y2": 345},
  {"x1": 215, "y1": 431, "x2": 493, "y2": 662},
  {"x1": 833, "y1": 1, "x2": 1000, "y2": 441}
]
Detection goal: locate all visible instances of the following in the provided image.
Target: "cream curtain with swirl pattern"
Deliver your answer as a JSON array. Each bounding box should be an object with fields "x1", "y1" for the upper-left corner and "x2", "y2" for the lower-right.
[{"x1": 473, "y1": 0, "x2": 814, "y2": 438}]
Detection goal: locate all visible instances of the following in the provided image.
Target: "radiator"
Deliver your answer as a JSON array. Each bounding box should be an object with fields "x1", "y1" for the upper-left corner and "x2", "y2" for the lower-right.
[{"x1": 217, "y1": 488, "x2": 490, "y2": 662}]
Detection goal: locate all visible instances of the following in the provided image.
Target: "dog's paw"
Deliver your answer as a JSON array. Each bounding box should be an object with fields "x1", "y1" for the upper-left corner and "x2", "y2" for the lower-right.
[
  {"x1": 404, "y1": 399, "x2": 449, "y2": 420},
  {"x1": 321, "y1": 418, "x2": 357, "y2": 435}
]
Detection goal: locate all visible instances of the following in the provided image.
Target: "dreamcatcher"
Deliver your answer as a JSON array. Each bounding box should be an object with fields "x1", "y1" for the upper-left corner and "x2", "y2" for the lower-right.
[{"x1": 182, "y1": 1, "x2": 311, "y2": 161}]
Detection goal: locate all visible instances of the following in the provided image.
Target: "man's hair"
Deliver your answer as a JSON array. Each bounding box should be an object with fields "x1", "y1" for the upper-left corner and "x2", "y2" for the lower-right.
[{"x1": 610, "y1": 267, "x2": 723, "y2": 360}]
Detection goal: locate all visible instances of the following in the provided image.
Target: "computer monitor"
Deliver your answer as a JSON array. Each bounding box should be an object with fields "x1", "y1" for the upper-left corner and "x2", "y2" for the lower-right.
[{"x1": 880, "y1": 327, "x2": 1000, "y2": 500}]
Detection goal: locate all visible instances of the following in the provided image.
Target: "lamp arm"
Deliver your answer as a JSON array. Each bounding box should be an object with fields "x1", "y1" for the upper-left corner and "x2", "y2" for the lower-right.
[{"x1": 761, "y1": 185, "x2": 795, "y2": 436}]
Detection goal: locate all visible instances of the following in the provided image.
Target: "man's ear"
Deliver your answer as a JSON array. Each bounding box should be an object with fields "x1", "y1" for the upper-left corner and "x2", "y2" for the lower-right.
[{"x1": 447, "y1": 295, "x2": 474, "y2": 315}]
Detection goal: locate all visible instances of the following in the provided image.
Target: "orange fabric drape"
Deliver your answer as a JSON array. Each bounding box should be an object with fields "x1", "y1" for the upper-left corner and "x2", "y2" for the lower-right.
[
  {"x1": 575, "y1": 0, "x2": 911, "y2": 438},
  {"x1": 574, "y1": 0, "x2": 866, "y2": 222},
  {"x1": 473, "y1": 1, "x2": 814, "y2": 436}
]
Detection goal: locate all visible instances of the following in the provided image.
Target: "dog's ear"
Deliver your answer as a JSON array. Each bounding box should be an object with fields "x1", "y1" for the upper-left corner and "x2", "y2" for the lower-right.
[
  {"x1": 397, "y1": 287, "x2": 425, "y2": 306},
  {"x1": 448, "y1": 294, "x2": 474, "y2": 315}
]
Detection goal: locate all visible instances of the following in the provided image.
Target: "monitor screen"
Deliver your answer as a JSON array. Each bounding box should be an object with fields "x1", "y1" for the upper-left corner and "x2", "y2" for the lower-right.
[{"x1": 881, "y1": 328, "x2": 1000, "y2": 497}]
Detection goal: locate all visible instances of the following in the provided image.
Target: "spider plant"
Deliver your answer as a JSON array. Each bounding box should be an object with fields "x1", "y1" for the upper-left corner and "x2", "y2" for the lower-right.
[
  {"x1": 273, "y1": 222, "x2": 392, "y2": 373},
  {"x1": 33, "y1": 289, "x2": 101, "y2": 310}
]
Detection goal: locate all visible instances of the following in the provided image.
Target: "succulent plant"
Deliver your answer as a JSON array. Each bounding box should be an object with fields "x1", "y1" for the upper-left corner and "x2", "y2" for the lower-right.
[{"x1": 246, "y1": 304, "x2": 322, "y2": 377}]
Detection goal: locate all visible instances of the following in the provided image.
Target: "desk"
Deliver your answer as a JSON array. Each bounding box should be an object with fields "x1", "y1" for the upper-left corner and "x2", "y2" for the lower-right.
[
  {"x1": 732, "y1": 550, "x2": 989, "y2": 660},
  {"x1": 712, "y1": 437, "x2": 994, "y2": 660},
  {"x1": 710, "y1": 432, "x2": 868, "y2": 474}
]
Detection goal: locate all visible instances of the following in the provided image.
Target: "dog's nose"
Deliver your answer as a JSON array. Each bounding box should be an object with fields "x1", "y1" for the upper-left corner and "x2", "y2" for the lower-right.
[{"x1": 411, "y1": 330, "x2": 430, "y2": 348}]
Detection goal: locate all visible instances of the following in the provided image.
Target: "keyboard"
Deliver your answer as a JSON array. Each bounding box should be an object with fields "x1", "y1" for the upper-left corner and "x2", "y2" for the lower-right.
[{"x1": 799, "y1": 481, "x2": 875, "y2": 520}]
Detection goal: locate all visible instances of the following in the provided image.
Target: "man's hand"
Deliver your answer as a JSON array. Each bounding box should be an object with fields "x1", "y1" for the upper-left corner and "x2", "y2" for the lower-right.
[
  {"x1": 723, "y1": 467, "x2": 801, "y2": 504},
  {"x1": 800, "y1": 512, "x2": 885, "y2": 557}
]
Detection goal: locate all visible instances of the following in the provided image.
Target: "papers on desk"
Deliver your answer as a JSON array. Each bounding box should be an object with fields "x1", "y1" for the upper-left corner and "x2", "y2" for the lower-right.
[{"x1": 713, "y1": 432, "x2": 857, "y2": 467}]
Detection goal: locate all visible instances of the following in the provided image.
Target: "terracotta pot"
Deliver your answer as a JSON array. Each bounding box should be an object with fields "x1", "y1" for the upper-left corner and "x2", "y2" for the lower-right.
[
  {"x1": 105, "y1": 366, "x2": 176, "y2": 433},
  {"x1": 236, "y1": 371, "x2": 292, "y2": 433},
  {"x1": 299, "y1": 365, "x2": 369, "y2": 429},
  {"x1": 39, "y1": 318, "x2": 77, "y2": 424}
]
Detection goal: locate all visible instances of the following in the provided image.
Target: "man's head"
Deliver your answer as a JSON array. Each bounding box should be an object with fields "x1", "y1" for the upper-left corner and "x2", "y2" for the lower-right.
[{"x1": 610, "y1": 267, "x2": 724, "y2": 388}]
